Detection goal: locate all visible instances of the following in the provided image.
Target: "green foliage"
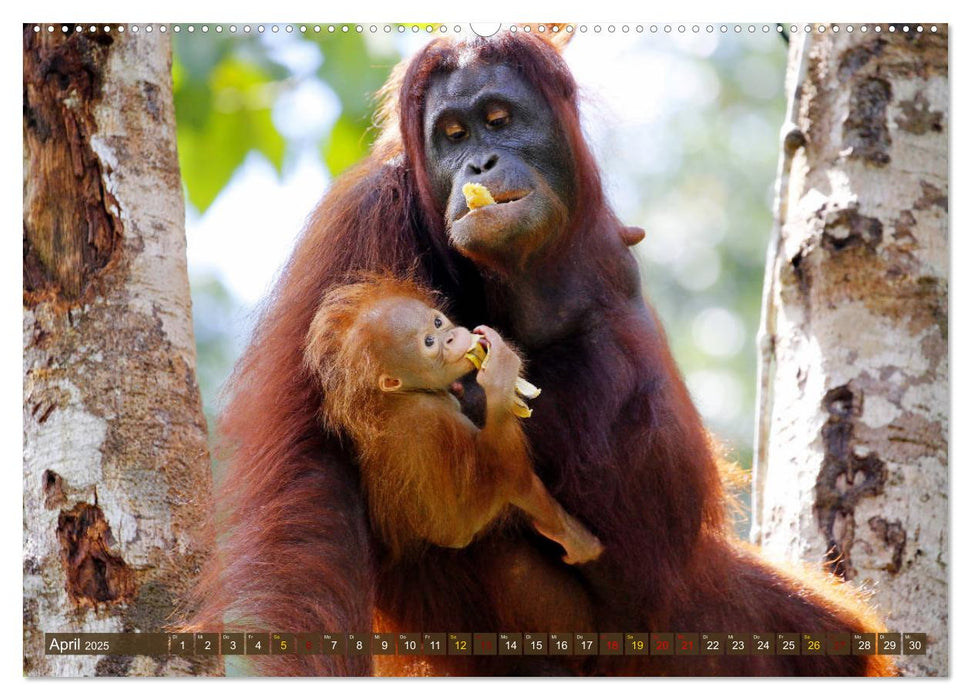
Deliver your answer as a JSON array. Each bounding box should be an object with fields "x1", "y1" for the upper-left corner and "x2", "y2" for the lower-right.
[
  {"x1": 176, "y1": 58, "x2": 285, "y2": 212},
  {"x1": 313, "y1": 32, "x2": 389, "y2": 116},
  {"x1": 309, "y1": 32, "x2": 399, "y2": 175},
  {"x1": 323, "y1": 112, "x2": 369, "y2": 176},
  {"x1": 173, "y1": 33, "x2": 289, "y2": 213},
  {"x1": 173, "y1": 31, "x2": 402, "y2": 212}
]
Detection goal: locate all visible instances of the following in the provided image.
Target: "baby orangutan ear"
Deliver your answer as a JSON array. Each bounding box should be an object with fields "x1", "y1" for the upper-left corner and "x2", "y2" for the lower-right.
[{"x1": 379, "y1": 374, "x2": 403, "y2": 393}]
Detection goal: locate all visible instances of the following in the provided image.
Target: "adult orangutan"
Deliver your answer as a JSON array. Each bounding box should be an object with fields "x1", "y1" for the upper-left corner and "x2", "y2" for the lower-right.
[{"x1": 188, "y1": 30, "x2": 893, "y2": 676}]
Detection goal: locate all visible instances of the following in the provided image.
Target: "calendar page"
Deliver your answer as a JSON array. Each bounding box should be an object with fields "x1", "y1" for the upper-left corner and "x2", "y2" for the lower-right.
[{"x1": 22, "y1": 19, "x2": 949, "y2": 679}]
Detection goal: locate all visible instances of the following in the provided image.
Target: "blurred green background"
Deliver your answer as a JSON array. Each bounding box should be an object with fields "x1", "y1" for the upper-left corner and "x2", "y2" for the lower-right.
[{"x1": 175, "y1": 25, "x2": 787, "y2": 531}]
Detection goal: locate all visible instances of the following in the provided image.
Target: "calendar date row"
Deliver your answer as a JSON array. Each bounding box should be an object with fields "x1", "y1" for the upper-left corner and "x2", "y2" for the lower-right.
[{"x1": 46, "y1": 632, "x2": 927, "y2": 656}]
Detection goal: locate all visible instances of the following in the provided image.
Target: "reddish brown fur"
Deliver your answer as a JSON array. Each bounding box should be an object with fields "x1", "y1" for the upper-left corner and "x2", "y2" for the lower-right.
[
  {"x1": 303, "y1": 276, "x2": 602, "y2": 569},
  {"x1": 303, "y1": 276, "x2": 519, "y2": 560},
  {"x1": 186, "y1": 32, "x2": 894, "y2": 677},
  {"x1": 303, "y1": 275, "x2": 442, "y2": 449}
]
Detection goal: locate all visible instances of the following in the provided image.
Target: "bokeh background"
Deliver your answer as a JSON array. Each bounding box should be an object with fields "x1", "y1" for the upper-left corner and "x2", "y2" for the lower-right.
[{"x1": 176, "y1": 24, "x2": 787, "y2": 528}]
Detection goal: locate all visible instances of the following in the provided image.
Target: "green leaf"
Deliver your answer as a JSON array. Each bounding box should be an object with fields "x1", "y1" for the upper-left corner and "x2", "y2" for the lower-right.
[
  {"x1": 323, "y1": 113, "x2": 369, "y2": 177},
  {"x1": 307, "y1": 33, "x2": 400, "y2": 177},
  {"x1": 175, "y1": 56, "x2": 286, "y2": 213},
  {"x1": 313, "y1": 33, "x2": 395, "y2": 117}
]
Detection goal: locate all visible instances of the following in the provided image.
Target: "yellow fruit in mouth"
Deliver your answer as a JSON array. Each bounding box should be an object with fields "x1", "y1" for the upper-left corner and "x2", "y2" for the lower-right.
[
  {"x1": 462, "y1": 182, "x2": 496, "y2": 210},
  {"x1": 464, "y1": 334, "x2": 488, "y2": 369}
]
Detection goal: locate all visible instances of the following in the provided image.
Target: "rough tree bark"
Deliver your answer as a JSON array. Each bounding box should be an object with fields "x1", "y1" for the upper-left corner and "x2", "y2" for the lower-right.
[
  {"x1": 752, "y1": 26, "x2": 948, "y2": 676},
  {"x1": 23, "y1": 27, "x2": 219, "y2": 676}
]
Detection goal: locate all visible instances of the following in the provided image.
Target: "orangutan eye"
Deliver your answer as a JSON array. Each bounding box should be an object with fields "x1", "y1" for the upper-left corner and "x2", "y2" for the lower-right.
[
  {"x1": 486, "y1": 106, "x2": 510, "y2": 129},
  {"x1": 434, "y1": 317, "x2": 443, "y2": 328},
  {"x1": 443, "y1": 120, "x2": 467, "y2": 142},
  {"x1": 424, "y1": 335, "x2": 435, "y2": 348}
]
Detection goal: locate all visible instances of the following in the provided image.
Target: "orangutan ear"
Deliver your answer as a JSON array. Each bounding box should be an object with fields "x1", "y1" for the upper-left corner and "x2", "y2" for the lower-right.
[
  {"x1": 620, "y1": 225, "x2": 646, "y2": 247},
  {"x1": 379, "y1": 375, "x2": 403, "y2": 393}
]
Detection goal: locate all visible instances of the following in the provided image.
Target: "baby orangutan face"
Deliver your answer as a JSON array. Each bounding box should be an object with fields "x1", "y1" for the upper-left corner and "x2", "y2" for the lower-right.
[{"x1": 363, "y1": 297, "x2": 474, "y2": 393}]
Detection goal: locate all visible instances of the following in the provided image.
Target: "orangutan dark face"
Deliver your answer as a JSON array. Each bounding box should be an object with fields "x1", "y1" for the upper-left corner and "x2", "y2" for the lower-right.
[{"x1": 423, "y1": 63, "x2": 574, "y2": 271}]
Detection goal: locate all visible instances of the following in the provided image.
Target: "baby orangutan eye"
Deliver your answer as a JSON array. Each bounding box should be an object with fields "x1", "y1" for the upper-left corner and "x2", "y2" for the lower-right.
[
  {"x1": 424, "y1": 335, "x2": 435, "y2": 348},
  {"x1": 434, "y1": 317, "x2": 443, "y2": 328}
]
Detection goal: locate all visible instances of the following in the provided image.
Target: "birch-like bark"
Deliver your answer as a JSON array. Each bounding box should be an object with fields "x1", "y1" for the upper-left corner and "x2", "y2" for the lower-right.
[
  {"x1": 753, "y1": 26, "x2": 948, "y2": 676},
  {"x1": 23, "y1": 28, "x2": 218, "y2": 676}
]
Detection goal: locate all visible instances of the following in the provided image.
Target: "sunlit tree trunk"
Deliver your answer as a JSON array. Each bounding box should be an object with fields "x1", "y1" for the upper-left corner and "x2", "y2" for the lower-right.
[
  {"x1": 23, "y1": 27, "x2": 219, "y2": 676},
  {"x1": 752, "y1": 26, "x2": 948, "y2": 676}
]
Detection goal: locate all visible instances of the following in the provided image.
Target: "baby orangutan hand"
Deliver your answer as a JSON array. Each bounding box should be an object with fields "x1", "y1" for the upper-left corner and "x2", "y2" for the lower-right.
[{"x1": 472, "y1": 325, "x2": 522, "y2": 423}]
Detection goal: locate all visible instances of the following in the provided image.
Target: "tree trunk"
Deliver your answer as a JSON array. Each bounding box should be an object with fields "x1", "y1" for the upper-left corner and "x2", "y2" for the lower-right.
[
  {"x1": 752, "y1": 26, "x2": 948, "y2": 676},
  {"x1": 23, "y1": 27, "x2": 219, "y2": 676}
]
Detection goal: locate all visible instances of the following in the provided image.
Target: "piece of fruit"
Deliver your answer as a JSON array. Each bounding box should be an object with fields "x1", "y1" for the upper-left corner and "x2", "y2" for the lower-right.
[
  {"x1": 511, "y1": 397, "x2": 533, "y2": 419},
  {"x1": 463, "y1": 182, "x2": 496, "y2": 210},
  {"x1": 464, "y1": 334, "x2": 489, "y2": 370},
  {"x1": 515, "y1": 378, "x2": 541, "y2": 400},
  {"x1": 464, "y1": 333, "x2": 542, "y2": 418}
]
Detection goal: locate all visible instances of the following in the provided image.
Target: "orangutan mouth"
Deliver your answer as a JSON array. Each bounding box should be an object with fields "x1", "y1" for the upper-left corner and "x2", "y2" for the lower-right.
[{"x1": 456, "y1": 190, "x2": 532, "y2": 221}]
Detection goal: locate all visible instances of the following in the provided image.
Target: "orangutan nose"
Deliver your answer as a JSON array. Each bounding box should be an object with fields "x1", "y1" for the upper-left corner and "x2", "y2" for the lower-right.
[{"x1": 466, "y1": 153, "x2": 498, "y2": 176}]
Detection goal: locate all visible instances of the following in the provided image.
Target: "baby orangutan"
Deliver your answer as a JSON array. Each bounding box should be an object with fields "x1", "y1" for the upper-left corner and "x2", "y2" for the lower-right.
[{"x1": 305, "y1": 275, "x2": 603, "y2": 565}]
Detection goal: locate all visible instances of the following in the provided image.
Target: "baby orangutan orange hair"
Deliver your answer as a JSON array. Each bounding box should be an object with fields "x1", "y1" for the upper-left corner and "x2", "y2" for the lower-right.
[{"x1": 305, "y1": 274, "x2": 603, "y2": 564}]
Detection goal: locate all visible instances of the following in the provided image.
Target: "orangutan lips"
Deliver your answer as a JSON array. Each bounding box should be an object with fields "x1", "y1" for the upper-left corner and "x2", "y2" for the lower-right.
[{"x1": 460, "y1": 183, "x2": 530, "y2": 220}]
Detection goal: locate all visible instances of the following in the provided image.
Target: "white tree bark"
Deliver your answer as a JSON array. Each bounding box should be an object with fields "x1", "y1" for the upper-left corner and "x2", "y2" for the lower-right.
[
  {"x1": 753, "y1": 26, "x2": 948, "y2": 676},
  {"x1": 23, "y1": 29, "x2": 218, "y2": 676}
]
